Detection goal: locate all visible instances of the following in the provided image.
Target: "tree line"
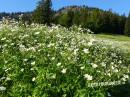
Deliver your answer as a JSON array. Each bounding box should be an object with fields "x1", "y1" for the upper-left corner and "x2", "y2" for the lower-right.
[
  {"x1": 54, "y1": 6, "x2": 126, "y2": 35},
  {"x1": 0, "y1": 0, "x2": 130, "y2": 36}
]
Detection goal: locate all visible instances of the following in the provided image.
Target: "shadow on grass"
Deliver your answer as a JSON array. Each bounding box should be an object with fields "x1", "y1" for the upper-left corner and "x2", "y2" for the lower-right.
[{"x1": 108, "y1": 83, "x2": 130, "y2": 97}]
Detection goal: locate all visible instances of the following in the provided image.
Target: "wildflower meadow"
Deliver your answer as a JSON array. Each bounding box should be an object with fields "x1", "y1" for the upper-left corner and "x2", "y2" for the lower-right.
[{"x1": 0, "y1": 19, "x2": 130, "y2": 97}]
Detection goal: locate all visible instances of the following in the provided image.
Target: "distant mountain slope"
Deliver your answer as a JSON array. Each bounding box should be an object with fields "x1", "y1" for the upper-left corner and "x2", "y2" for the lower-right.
[{"x1": 0, "y1": 5, "x2": 127, "y2": 35}]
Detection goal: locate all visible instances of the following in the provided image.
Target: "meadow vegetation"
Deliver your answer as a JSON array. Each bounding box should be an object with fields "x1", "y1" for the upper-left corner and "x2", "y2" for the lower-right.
[
  {"x1": 95, "y1": 34, "x2": 130, "y2": 51},
  {"x1": 0, "y1": 19, "x2": 130, "y2": 97}
]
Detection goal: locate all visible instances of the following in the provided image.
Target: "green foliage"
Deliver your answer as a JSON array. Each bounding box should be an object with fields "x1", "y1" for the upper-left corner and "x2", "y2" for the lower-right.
[
  {"x1": 0, "y1": 5, "x2": 127, "y2": 36},
  {"x1": 54, "y1": 6, "x2": 126, "y2": 35},
  {"x1": 32, "y1": 0, "x2": 52, "y2": 25},
  {"x1": 0, "y1": 21, "x2": 130, "y2": 97},
  {"x1": 124, "y1": 13, "x2": 130, "y2": 36},
  {"x1": 58, "y1": 10, "x2": 74, "y2": 27}
]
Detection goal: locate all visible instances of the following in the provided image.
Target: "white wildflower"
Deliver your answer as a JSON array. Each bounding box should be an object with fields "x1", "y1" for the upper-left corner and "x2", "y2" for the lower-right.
[
  {"x1": 80, "y1": 66, "x2": 85, "y2": 70},
  {"x1": 0, "y1": 86, "x2": 6, "y2": 91},
  {"x1": 118, "y1": 60, "x2": 122, "y2": 64},
  {"x1": 47, "y1": 43, "x2": 55, "y2": 48},
  {"x1": 114, "y1": 69, "x2": 118, "y2": 73},
  {"x1": 4, "y1": 61, "x2": 8, "y2": 64},
  {"x1": 97, "y1": 70, "x2": 101, "y2": 73},
  {"x1": 6, "y1": 77, "x2": 11, "y2": 81},
  {"x1": 23, "y1": 34, "x2": 29, "y2": 38},
  {"x1": 3, "y1": 44, "x2": 7, "y2": 47},
  {"x1": 30, "y1": 68, "x2": 34, "y2": 71},
  {"x1": 123, "y1": 74, "x2": 129, "y2": 79},
  {"x1": 111, "y1": 62, "x2": 114, "y2": 65},
  {"x1": 34, "y1": 32, "x2": 40, "y2": 35},
  {"x1": 107, "y1": 92, "x2": 111, "y2": 97},
  {"x1": 1, "y1": 37, "x2": 6, "y2": 41},
  {"x1": 19, "y1": 44, "x2": 26, "y2": 52},
  {"x1": 88, "y1": 39, "x2": 95, "y2": 46},
  {"x1": 51, "y1": 74, "x2": 56, "y2": 79},
  {"x1": 23, "y1": 59, "x2": 28, "y2": 62},
  {"x1": 87, "y1": 29, "x2": 91, "y2": 33},
  {"x1": 88, "y1": 41, "x2": 93, "y2": 46},
  {"x1": 78, "y1": 27, "x2": 82, "y2": 31},
  {"x1": 27, "y1": 47, "x2": 36, "y2": 52},
  {"x1": 67, "y1": 57, "x2": 71, "y2": 60},
  {"x1": 83, "y1": 48, "x2": 89, "y2": 54},
  {"x1": 57, "y1": 63, "x2": 61, "y2": 67},
  {"x1": 0, "y1": 77, "x2": 6, "y2": 80},
  {"x1": 5, "y1": 68, "x2": 11, "y2": 72},
  {"x1": 10, "y1": 43, "x2": 14, "y2": 46},
  {"x1": 34, "y1": 39, "x2": 37, "y2": 42},
  {"x1": 84, "y1": 74, "x2": 93, "y2": 80},
  {"x1": 101, "y1": 62, "x2": 106, "y2": 67},
  {"x1": 61, "y1": 68, "x2": 67, "y2": 74},
  {"x1": 107, "y1": 73, "x2": 111, "y2": 77},
  {"x1": 20, "y1": 68, "x2": 24, "y2": 72},
  {"x1": 31, "y1": 61, "x2": 35, "y2": 65},
  {"x1": 91, "y1": 63, "x2": 98, "y2": 68},
  {"x1": 32, "y1": 77, "x2": 36, "y2": 81},
  {"x1": 74, "y1": 49, "x2": 79, "y2": 55},
  {"x1": 122, "y1": 77, "x2": 127, "y2": 81},
  {"x1": 51, "y1": 57, "x2": 55, "y2": 60},
  {"x1": 111, "y1": 66, "x2": 115, "y2": 70}
]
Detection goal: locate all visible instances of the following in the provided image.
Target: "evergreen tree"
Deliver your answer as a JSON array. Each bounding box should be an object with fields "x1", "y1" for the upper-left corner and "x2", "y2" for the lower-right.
[
  {"x1": 66, "y1": 10, "x2": 74, "y2": 27},
  {"x1": 124, "y1": 13, "x2": 130, "y2": 36},
  {"x1": 119, "y1": 14, "x2": 126, "y2": 34},
  {"x1": 32, "y1": 0, "x2": 52, "y2": 25},
  {"x1": 58, "y1": 10, "x2": 74, "y2": 27}
]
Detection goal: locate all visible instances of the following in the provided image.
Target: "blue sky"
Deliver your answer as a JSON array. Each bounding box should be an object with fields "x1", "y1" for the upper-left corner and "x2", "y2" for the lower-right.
[{"x1": 0, "y1": 0, "x2": 129, "y2": 15}]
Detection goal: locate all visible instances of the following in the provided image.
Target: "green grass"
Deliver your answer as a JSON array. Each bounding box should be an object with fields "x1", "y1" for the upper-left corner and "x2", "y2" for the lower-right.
[
  {"x1": 95, "y1": 34, "x2": 130, "y2": 41},
  {"x1": 94, "y1": 34, "x2": 130, "y2": 51}
]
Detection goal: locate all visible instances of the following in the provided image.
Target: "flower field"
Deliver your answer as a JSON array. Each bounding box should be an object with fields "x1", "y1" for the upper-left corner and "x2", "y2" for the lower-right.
[{"x1": 0, "y1": 20, "x2": 130, "y2": 97}]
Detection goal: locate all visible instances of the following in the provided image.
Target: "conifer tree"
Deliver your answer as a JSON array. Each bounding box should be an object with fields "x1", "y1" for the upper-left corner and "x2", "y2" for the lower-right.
[
  {"x1": 124, "y1": 13, "x2": 130, "y2": 36},
  {"x1": 32, "y1": 0, "x2": 52, "y2": 25}
]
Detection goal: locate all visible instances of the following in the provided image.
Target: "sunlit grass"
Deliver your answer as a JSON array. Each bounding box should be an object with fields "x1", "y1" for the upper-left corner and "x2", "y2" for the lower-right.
[{"x1": 95, "y1": 34, "x2": 130, "y2": 51}]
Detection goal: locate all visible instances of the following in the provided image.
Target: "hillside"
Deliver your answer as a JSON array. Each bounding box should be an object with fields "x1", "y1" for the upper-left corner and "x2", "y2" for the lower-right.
[
  {"x1": 0, "y1": 21, "x2": 130, "y2": 96},
  {"x1": 0, "y1": 5, "x2": 127, "y2": 35},
  {"x1": 94, "y1": 34, "x2": 130, "y2": 51},
  {"x1": 54, "y1": 6, "x2": 126, "y2": 35}
]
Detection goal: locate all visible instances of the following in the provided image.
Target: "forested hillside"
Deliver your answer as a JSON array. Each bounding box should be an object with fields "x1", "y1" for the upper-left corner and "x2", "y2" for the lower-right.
[
  {"x1": 54, "y1": 6, "x2": 126, "y2": 35},
  {"x1": 0, "y1": 5, "x2": 129, "y2": 35}
]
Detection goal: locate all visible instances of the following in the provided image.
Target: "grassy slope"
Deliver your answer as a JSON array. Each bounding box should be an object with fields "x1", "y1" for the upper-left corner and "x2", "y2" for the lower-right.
[{"x1": 94, "y1": 34, "x2": 130, "y2": 51}]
